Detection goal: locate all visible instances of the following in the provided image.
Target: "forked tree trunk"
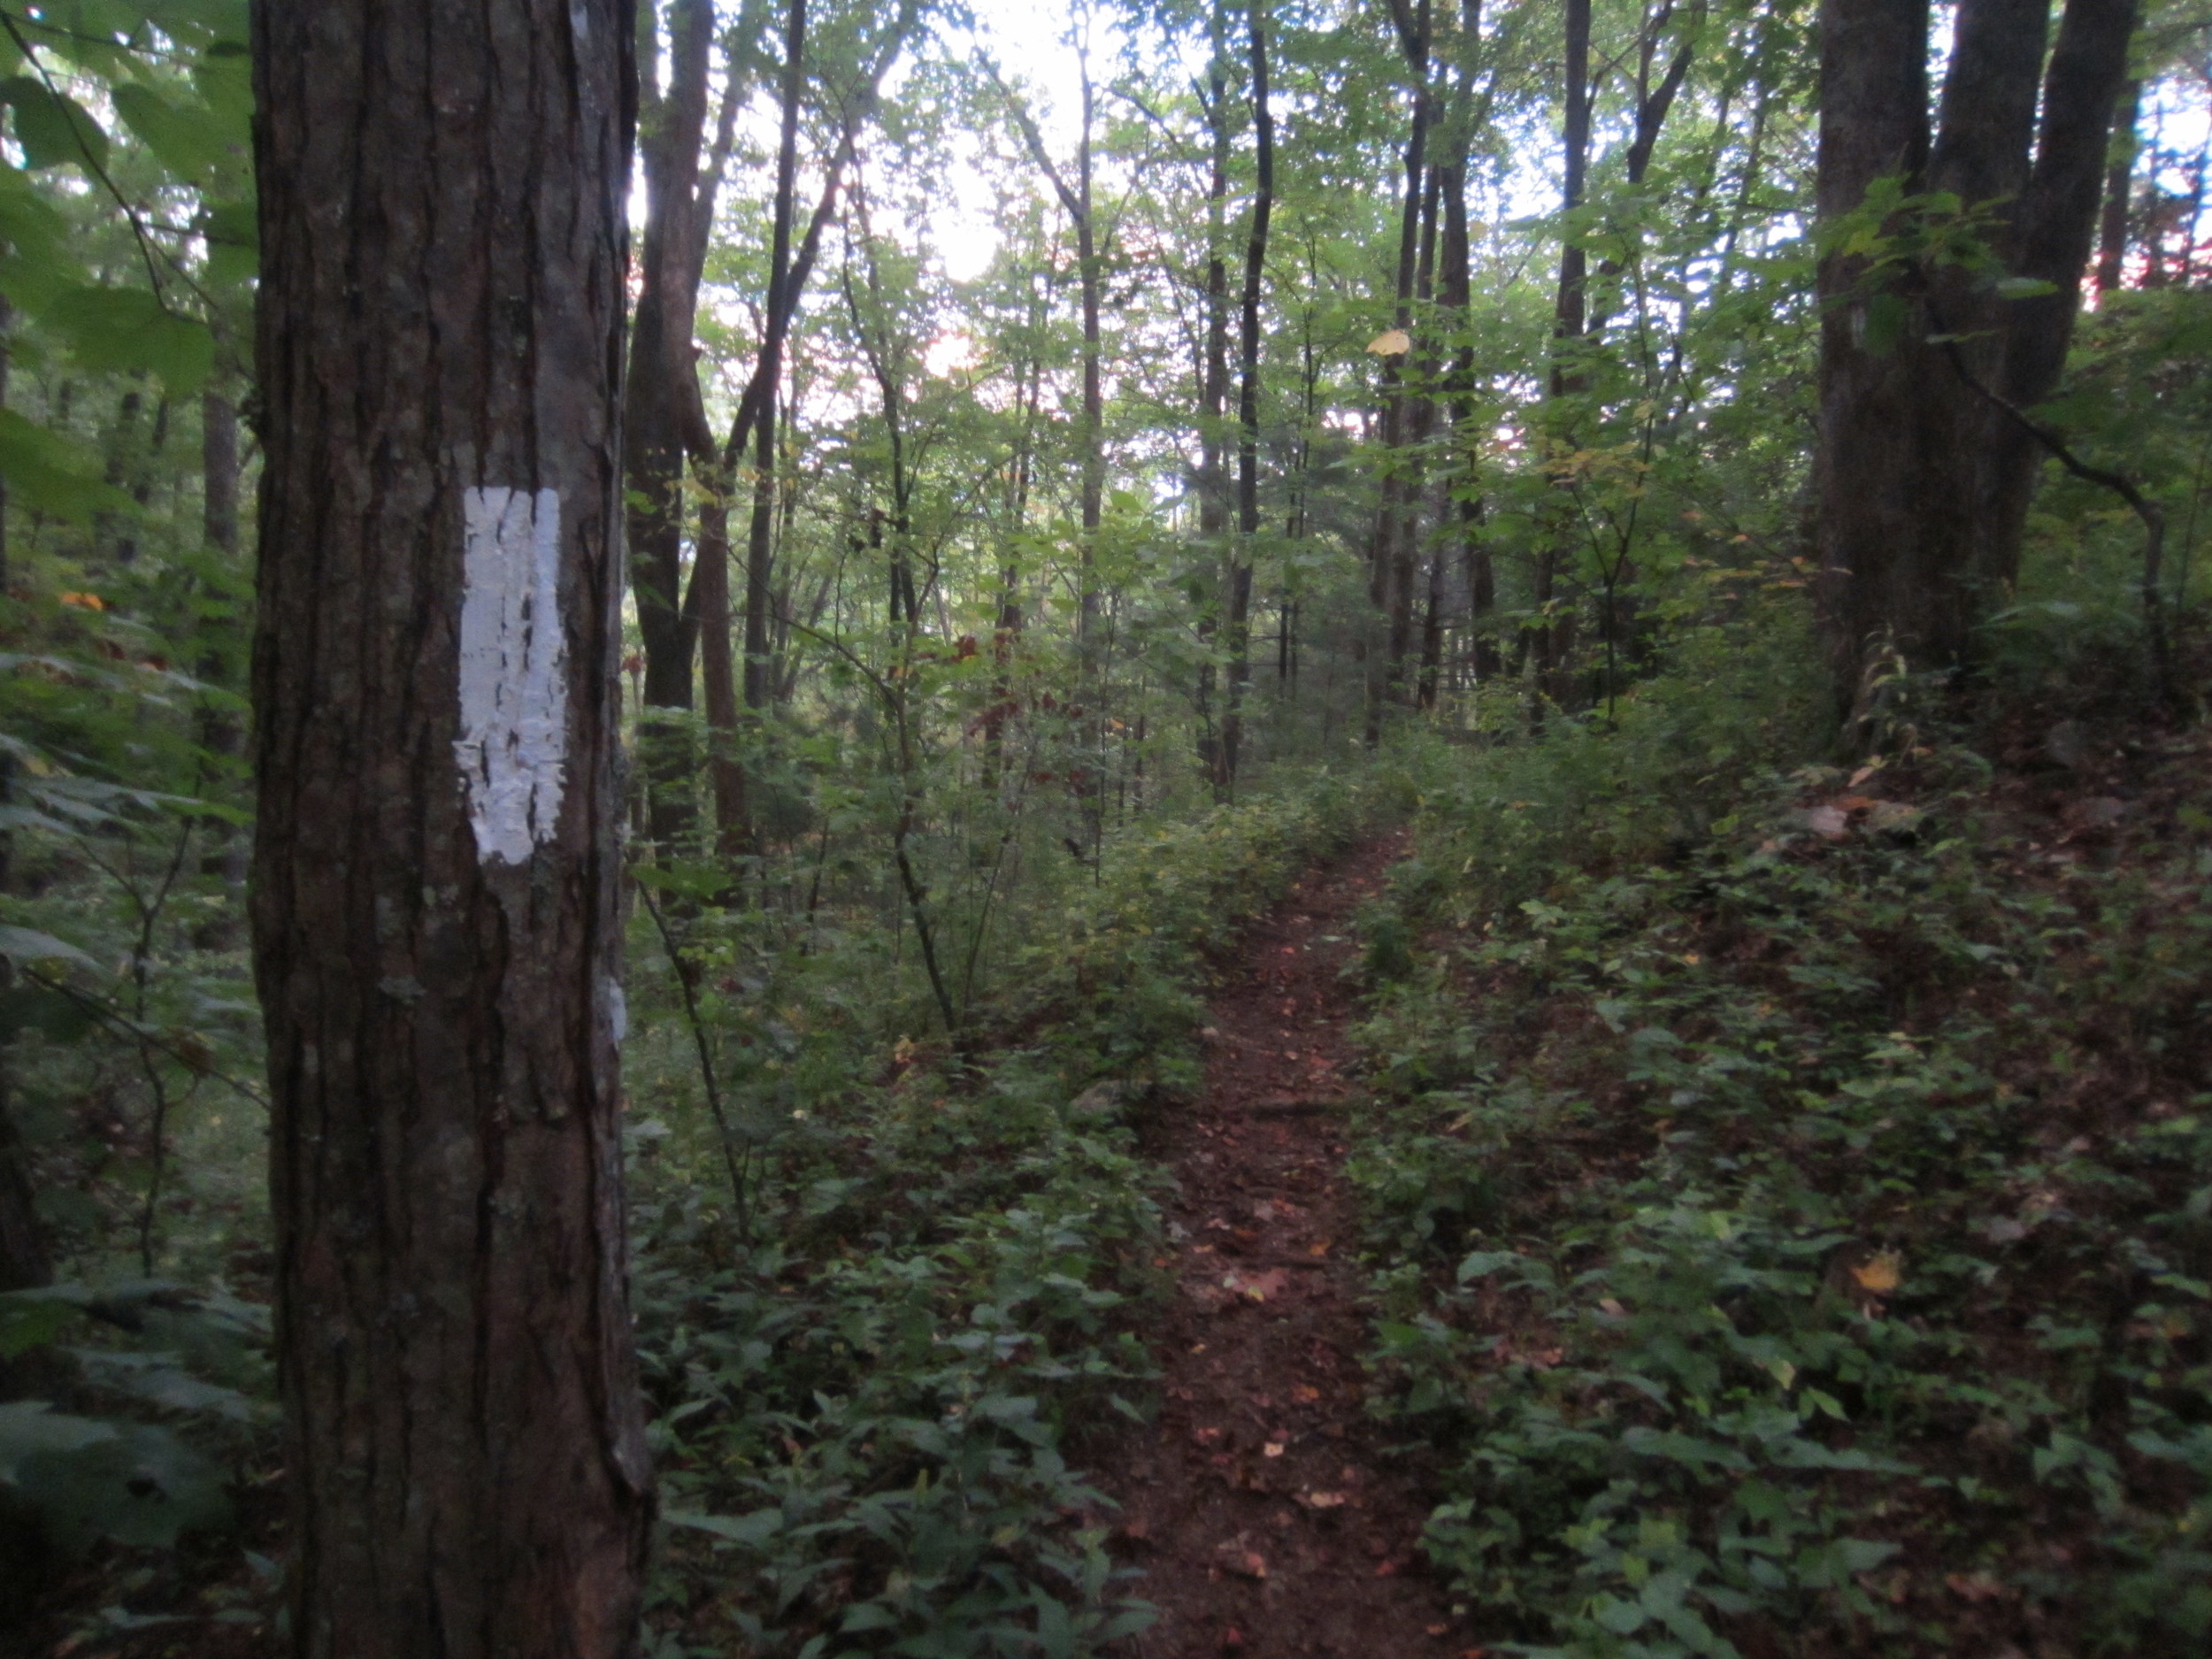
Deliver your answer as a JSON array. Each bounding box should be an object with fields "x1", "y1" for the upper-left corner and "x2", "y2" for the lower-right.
[
  {"x1": 250, "y1": 4, "x2": 649, "y2": 1654},
  {"x1": 1815, "y1": 0, "x2": 2138, "y2": 710}
]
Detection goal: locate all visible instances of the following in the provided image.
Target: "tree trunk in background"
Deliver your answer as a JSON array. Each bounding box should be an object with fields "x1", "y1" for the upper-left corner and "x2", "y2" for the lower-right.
[
  {"x1": 195, "y1": 388, "x2": 248, "y2": 942},
  {"x1": 1815, "y1": 0, "x2": 2138, "y2": 712},
  {"x1": 625, "y1": 0, "x2": 718, "y2": 848},
  {"x1": 1439, "y1": 152, "x2": 1495, "y2": 684},
  {"x1": 1364, "y1": 0, "x2": 1431, "y2": 742},
  {"x1": 1219, "y1": 0, "x2": 1274, "y2": 791},
  {"x1": 2097, "y1": 79, "x2": 2140, "y2": 292},
  {"x1": 998, "y1": 23, "x2": 1105, "y2": 833},
  {"x1": 744, "y1": 0, "x2": 809, "y2": 733},
  {"x1": 250, "y1": 3, "x2": 649, "y2": 1653},
  {"x1": 1531, "y1": 0, "x2": 1593, "y2": 714},
  {"x1": 0, "y1": 294, "x2": 43, "y2": 1295},
  {"x1": 1194, "y1": 23, "x2": 1231, "y2": 786}
]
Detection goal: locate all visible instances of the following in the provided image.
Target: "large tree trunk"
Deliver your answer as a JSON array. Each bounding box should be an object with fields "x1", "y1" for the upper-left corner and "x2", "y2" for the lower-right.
[
  {"x1": 250, "y1": 4, "x2": 650, "y2": 1655},
  {"x1": 1815, "y1": 0, "x2": 2138, "y2": 710}
]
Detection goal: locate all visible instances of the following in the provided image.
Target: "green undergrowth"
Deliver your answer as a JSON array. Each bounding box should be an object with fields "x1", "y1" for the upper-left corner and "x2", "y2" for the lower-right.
[
  {"x1": 627, "y1": 769, "x2": 1378, "y2": 1657},
  {"x1": 1348, "y1": 657, "x2": 2212, "y2": 1655}
]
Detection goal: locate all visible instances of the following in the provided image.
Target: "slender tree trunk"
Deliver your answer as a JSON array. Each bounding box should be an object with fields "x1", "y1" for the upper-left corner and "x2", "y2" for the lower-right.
[
  {"x1": 745, "y1": 0, "x2": 808, "y2": 729},
  {"x1": 625, "y1": 0, "x2": 718, "y2": 849},
  {"x1": 1364, "y1": 0, "x2": 1432, "y2": 743},
  {"x1": 1533, "y1": 0, "x2": 1594, "y2": 714},
  {"x1": 250, "y1": 4, "x2": 648, "y2": 1655},
  {"x1": 985, "y1": 268, "x2": 1046, "y2": 794},
  {"x1": 2095, "y1": 79, "x2": 2139, "y2": 292},
  {"x1": 0, "y1": 294, "x2": 33, "y2": 1295},
  {"x1": 696, "y1": 486, "x2": 748, "y2": 869},
  {"x1": 195, "y1": 388, "x2": 248, "y2": 944},
  {"x1": 1194, "y1": 27, "x2": 1231, "y2": 785},
  {"x1": 1219, "y1": 0, "x2": 1274, "y2": 791}
]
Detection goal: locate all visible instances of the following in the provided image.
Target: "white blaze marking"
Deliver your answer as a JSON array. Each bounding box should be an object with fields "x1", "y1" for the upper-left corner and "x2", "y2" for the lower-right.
[
  {"x1": 605, "y1": 976, "x2": 627, "y2": 1045},
  {"x1": 456, "y1": 487, "x2": 568, "y2": 864}
]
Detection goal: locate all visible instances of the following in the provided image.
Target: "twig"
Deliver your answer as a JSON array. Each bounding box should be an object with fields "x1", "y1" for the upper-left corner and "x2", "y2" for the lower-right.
[
  {"x1": 634, "y1": 879, "x2": 751, "y2": 1235},
  {"x1": 1931, "y1": 326, "x2": 2171, "y2": 701}
]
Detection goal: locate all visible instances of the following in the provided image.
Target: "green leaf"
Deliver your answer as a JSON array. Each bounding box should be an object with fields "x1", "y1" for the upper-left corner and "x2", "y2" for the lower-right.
[
  {"x1": 0, "y1": 1292, "x2": 79, "y2": 1359},
  {"x1": 663, "y1": 1507, "x2": 783, "y2": 1547},
  {"x1": 67, "y1": 1350, "x2": 265, "y2": 1423},
  {"x1": 199, "y1": 196, "x2": 257, "y2": 290},
  {"x1": 1860, "y1": 292, "x2": 1909, "y2": 358},
  {"x1": 0, "y1": 408, "x2": 127, "y2": 521},
  {"x1": 111, "y1": 82, "x2": 235, "y2": 186},
  {"x1": 0, "y1": 923, "x2": 95, "y2": 967},
  {"x1": 0, "y1": 77, "x2": 109, "y2": 174},
  {"x1": 1994, "y1": 276, "x2": 2060, "y2": 300},
  {"x1": 0, "y1": 1398, "x2": 111, "y2": 1480},
  {"x1": 47, "y1": 285, "x2": 214, "y2": 393},
  {"x1": 14, "y1": 1418, "x2": 232, "y2": 1551}
]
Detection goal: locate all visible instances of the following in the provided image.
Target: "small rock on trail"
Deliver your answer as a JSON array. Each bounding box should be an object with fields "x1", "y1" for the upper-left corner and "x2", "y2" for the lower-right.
[{"x1": 1082, "y1": 833, "x2": 1480, "y2": 1658}]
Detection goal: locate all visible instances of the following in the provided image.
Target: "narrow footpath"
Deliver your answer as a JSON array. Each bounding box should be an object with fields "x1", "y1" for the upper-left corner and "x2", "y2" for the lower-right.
[{"x1": 1088, "y1": 833, "x2": 1477, "y2": 1659}]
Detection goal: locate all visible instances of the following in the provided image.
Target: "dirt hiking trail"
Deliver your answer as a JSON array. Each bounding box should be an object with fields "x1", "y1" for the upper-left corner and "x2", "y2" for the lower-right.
[{"x1": 1088, "y1": 833, "x2": 1479, "y2": 1659}]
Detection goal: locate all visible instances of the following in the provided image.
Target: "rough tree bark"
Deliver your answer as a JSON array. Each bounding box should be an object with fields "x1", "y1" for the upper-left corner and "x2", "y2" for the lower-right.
[
  {"x1": 1815, "y1": 0, "x2": 2139, "y2": 709},
  {"x1": 250, "y1": 3, "x2": 649, "y2": 1654}
]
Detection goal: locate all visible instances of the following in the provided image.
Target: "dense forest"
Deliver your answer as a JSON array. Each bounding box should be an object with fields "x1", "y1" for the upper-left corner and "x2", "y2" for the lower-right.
[{"x1": 2, "y1": 0, "x2": 2210, "y2": 1655}]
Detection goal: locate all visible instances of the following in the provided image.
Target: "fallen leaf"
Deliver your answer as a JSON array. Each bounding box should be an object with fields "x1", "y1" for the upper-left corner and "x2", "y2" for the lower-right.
[
  {"x1": 1946, "y1": 1571, "x2": 2007, "y2": 1603},
  {"x1": 1852, "y1": 1251, "x2": 1902, "y2": 1294},
  {"x1": 1215, "y1": 1543, "x2": 1268, "y2": 1579},
  {"x1": 1122, "y1": 1517, "x2": 1150, "y2": 1541},
  {"x1": 1789, "y1": 804, "x2": 1850, "y2": 838},
  {"x1": 1374, "y1": 1558, "x2": 1401, "y2": 1577},
  {"x1": 1292, "y1": 1385, "x2": 1321, "y2": 1403},
  {"x1": 1263, "y1": 1441, "x2": 1286, "y2": 1458},
  {"x1": 1225, "y1": 1268, "x2": 1291, "y2": 1303},
  {"x1": 1193, "y1": 1426, "x2": 1224, "y2": 1448},
  {"x1": 1428, "y1": 1625, "x2": 1450, "y2": 1638},
  {"x1": 1303, "y1": 1490, "x2": 1348, "y2": 1509}
]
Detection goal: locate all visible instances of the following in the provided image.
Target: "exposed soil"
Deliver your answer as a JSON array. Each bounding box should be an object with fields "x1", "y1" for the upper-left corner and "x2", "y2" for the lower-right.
[{"x1": 1086, "y1": 833, "x2": 1479, "y2": 1659}]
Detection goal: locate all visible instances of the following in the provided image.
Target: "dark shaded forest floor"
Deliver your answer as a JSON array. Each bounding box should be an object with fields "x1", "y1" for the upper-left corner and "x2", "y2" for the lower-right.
[{"x1": 1082, "y1": 832, "x2": 1480, "y2": 1659}]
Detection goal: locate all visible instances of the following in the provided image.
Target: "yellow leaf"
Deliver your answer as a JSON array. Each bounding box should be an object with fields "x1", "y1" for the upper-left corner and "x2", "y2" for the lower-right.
[
  {"x1": 1365, "y1": 328, "x2": 1411, "y2": 357},
  {"x1": 58, "y1": 590, "x2": 105, "y2": 611},
  {"x1": 1852, "y1": 1252, "x2": 1901, "y2": 1294}
]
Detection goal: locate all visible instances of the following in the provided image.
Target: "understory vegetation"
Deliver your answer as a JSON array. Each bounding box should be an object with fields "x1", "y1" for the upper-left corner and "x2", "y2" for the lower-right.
[{"x1": 1348, "y1": 605, "x2": 2212, "y2": 1656}]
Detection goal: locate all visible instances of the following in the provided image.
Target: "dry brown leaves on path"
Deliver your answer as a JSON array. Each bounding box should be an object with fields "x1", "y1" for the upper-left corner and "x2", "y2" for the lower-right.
[{"x1": 1080, "y1": 833, "x2": 1487, "y2": 1659}]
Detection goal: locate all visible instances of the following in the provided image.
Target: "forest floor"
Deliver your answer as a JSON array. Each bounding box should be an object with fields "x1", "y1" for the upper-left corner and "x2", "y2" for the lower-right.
[{"x1": 1083, "y1": 832, "x2": 1481, "y2": 1659}]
